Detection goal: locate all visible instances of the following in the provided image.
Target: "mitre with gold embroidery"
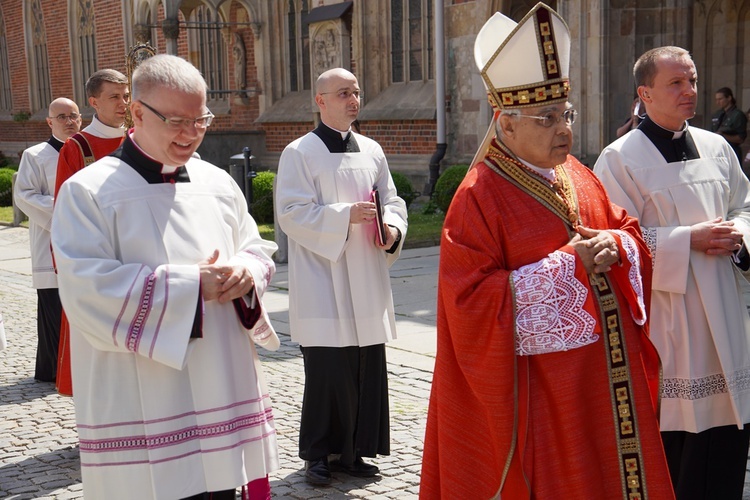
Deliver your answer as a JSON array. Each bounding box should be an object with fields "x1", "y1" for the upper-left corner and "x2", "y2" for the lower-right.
[{"x1": 475, "y1": 2, "x2": 571, "y2": 110}]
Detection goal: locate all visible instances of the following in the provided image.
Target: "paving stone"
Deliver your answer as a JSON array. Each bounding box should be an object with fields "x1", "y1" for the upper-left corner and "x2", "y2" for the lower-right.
[{"x1": 0, "y1": 227, "x2": 440, "y2": 498}]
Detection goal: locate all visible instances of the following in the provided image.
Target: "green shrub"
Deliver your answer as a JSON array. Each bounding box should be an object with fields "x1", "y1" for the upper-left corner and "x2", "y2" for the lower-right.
[
  {"x1": 391, "y1": 171, "x2": 418, "y2": 208},
  {"x1": 250, "y1": 171, "x2": 275, "y2": 224},
  {"x1": 0, "y1": 167, "x2": 15, "y2": 206},
  {"x1": 433, "y1": 164, "x2": 469, "y2": 213},
  {"x1": 421, "y1": 199, "x2": 439, "y2": 215}
]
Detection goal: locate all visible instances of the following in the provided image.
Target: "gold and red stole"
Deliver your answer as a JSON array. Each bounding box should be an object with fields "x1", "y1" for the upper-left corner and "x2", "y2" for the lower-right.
[{"x1": 484, "y1": 141, "x2": 650, "y2": 500}]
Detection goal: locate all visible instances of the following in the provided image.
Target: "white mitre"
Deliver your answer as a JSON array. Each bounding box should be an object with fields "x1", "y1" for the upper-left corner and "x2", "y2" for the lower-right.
[
  {"x1": 475, "y1": 2, "x2": 571, "y2": 110},
  {"x1": 470, "y1": 3, "x2": 572, "y2": 167}
]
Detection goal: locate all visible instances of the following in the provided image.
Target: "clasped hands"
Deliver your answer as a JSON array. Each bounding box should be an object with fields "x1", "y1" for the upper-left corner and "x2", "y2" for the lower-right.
[
  {"x1": 690, "y1": 217, "x2": 743, "y2": 256},
  {"x1": 199, "y1": 249, "x2": 255, "y2": 303},
  {"x1": 350, "y1": 201, "x2": 399, "y2": 249},
  {"x1": 570, "y1": 226, "x2": 620, "y2": 274}
]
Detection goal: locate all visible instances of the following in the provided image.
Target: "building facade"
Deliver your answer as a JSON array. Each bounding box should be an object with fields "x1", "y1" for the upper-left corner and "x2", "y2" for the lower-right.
[{"x1": 0, "y1": 0, "x2": 747, "y2": 191}]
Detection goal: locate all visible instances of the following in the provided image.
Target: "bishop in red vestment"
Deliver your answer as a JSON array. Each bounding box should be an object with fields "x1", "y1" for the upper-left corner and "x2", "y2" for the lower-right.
[{"x1": 419, "y1": 4, "x2": 673, "y2": 499}]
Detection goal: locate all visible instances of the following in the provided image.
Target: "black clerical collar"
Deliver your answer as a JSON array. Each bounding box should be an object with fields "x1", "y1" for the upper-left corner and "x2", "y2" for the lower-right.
[
  {"x1": 638, "y1": 115, "x2": 699, "y2": 163},
  {"x1": 312, "y1": 122, "x2": 359, "y2": 153},
  {"x1": 47, "y1": 136, "x2": 65, "y2": 153},
  {"x1": 111, "y1": 135, "x2": 191, "y2": 184}
]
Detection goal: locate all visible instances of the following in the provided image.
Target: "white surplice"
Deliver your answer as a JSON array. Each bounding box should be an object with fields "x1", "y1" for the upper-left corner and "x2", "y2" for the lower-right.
[
  {"x1": 51, "y1": 155, "x2": 279, "y2": 499},
  {"x1": 276, "y1": 131, "x2": 408, "y2": 347},
  {"x1": 594, "y1": 126, "x2": 750, "y2": 432},
  {"x1": 14, "y1": 140, "x2": 59, "y2": 288}
]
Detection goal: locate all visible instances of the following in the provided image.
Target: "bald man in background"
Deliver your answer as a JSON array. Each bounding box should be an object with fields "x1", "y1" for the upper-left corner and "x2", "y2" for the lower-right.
[
  {"x1": 276, "y1": 68, "x2": 407, "y2": 485},
  {"x1": 14, "y1": 97, "x2": 82, "y2": 382}
]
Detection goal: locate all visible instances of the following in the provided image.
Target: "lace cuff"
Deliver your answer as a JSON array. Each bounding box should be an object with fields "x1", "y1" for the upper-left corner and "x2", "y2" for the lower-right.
[
  {"x1": 610, "y1": 230, "x2": 647, "y2": 325},
  {"x1": 642, "y1": 227, "x2": 656, "y2": 266},
  {"x1": 511, "y1": 251, "x2": 598, "y2": 356}
]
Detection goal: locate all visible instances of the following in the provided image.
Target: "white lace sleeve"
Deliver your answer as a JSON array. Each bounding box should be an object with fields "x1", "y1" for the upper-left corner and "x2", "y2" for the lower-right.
[
  {"x1": 610, "y1": 230, "x2": 647, "y2": 325},
  {"x1": 511, "y1": 251, "x2": 598, "y2": 356},
  {"x1": 642, "y1": 227, "x2": 656, "y2": 266}
]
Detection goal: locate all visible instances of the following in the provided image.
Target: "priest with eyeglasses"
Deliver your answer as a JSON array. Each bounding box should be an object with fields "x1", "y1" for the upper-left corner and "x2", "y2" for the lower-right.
[
  {"x1": 51, "y1": 54, "x2": 280, "y2": 500},
  {"x1": 420, "y1": 4, "x2": 674, "y2": 499},
  {"x1": 14, "y1": 97, "x2": 81, "y2": 383}
]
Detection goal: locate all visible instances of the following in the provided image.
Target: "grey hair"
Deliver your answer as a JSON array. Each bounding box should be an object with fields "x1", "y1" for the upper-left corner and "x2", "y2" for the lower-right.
[
  {"x1": 494, "y1": 110, "x2": 520, "y2": 138},
  {"x1": 131, "y1": 55, "x2": 207, "y2": 101}
]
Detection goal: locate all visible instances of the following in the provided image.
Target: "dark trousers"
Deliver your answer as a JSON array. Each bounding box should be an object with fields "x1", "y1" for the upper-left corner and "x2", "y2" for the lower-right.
[
  {"x1": 179, "y1": 476, "x2": 270, "y2": 500},
  {"x1": 34, "y1": 288, "x2": 62, "y2": 382},
  {"x1": 661, "y1": 425, "x2": 750, "y2": 499},
  {"x1": 298, "y1": 344, "x2": 390, "y2": 465},
  {"x1": 180, "y1": 491, "x2": 235, "y2": 500}
]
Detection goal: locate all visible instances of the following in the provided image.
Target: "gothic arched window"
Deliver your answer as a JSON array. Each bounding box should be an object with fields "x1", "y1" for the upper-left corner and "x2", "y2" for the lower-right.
[
  {"x1": 28, "y1": 0, "x2": 52, "y2": 110},
  {"x1": 71, "y1": 0, "x2": 97, "y2": 105},
  {"x1": 391, "y1": 0, "x2": 433, "y2": 83},
  {"x1": 0, "y1": 6, "x2": 12, "y2": 111},
  {"x1": 287, "y1": 0, "x2": 310, "y2": 91},
  {"x1": 189, "y1": 5, "x2": 228, "y2": 103}
]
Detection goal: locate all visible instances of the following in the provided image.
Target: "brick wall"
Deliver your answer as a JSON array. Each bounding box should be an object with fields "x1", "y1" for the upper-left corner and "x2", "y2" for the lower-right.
[
  {"x1": 262, "y1": 122, "x2": 315, "y2": 153},
  {"x1": 0, "y1": 0, "x2": 439, "y2": 162},
  {"x1": 361, "y1": 120, "x2": 437, "y2": 155},
  {"x1": 261, "y1": 119, "x2": 437, "y2": 156}
]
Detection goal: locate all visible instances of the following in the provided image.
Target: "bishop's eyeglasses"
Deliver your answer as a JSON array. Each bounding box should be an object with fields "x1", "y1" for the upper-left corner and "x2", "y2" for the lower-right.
[
  {"x1": 513, "y1": 108, "x2": 578, "y2": 128},
  {"x1": 139, "y1": 100, "x2": 215, "y2": 129}
]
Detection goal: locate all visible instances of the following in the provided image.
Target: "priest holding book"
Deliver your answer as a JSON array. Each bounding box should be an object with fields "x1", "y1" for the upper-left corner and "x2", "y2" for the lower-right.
[{"x1": 276, "y1": 67, "x2": 408, "y2": 486}]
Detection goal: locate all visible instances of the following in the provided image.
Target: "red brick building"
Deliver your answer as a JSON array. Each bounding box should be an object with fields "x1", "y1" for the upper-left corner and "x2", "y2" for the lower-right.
[{"x1": 0, "y1": 0, "x2": 747, "y2": 190}]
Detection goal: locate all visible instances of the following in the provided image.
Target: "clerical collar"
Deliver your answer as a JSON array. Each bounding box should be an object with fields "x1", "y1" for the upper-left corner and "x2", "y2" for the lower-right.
[
  {"x1": 84, "y1": 114, "x2": 126, "y2": 139},
  {"x1": 312, "y1": 122, "x2": 360, "y2": 153},
  {"x1": 47, "y1": 136, "x2": 65, "y2": 152},
  {"x1": 111, "y1": 133, "x2": 190, "y2": 184},
  {"x1": 638, "y1": 115, "x2": 699, "y2": 163},
  {"x1": 519, "y1": 157, "x2": 556, "y2": 182},
  {"x1": 639, "y1": 115, "x2": 688, "y2": 139}
]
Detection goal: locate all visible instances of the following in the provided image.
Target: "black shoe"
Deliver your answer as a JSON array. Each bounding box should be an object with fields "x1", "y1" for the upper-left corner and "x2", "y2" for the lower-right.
[
  {"x1": 305, "y1": 457, "x2": 332, "y2": 485},
  {"x1": 333, "y1": 457, "x2": 380, "y2": 478}
]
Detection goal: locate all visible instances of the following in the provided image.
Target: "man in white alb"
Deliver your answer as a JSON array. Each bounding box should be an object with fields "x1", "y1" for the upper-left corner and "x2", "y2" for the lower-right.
[
  {"x1": 14, "y1": 96, "x2": 81, "y2": 382},
  {"x1": 51, "y1": 54, "x2": 279, "y2": 500},
  {"x1": 275, "y1": 67, "x2": 407, "y2": 485},
  {"x1": 594, "y1": 46, "x2": 750, "y2": 500}
]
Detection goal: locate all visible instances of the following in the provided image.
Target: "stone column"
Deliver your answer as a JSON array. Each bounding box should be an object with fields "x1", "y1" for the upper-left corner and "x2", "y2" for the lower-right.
[{"x1": 162, "y1": 18, "x2": 180, "y2": 55}]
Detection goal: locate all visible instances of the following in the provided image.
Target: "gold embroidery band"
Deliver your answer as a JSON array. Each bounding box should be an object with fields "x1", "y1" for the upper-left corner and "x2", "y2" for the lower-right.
[
  {"x1": 489, "y1": 80, "x2": 570, "y2": 110},
  {"x1": 591, "y1": 274, "x2": 648, "y2": 500},
  {"x1": 483, "y1": 144, "x2": 579, "y2": 230}
]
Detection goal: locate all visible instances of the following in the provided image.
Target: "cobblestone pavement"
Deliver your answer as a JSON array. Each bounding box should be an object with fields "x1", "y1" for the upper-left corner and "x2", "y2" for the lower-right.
[
  {"x1": 4, "y1": 224, "x2": 750, "y2": 499},
  {"x1": 0, "y1": 226, "x2": 438, "y2": 499}
]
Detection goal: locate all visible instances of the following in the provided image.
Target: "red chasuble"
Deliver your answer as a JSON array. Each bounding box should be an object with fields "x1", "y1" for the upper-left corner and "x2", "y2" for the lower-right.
[{"x1": 420, "y1": 141, "x2": 674, "y2": 499}]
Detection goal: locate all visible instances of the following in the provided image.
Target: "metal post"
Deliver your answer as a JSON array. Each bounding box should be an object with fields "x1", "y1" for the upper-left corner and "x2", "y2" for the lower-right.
[{"x1": 243, "y1": 147, "x2": 256, "y2": 215}]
